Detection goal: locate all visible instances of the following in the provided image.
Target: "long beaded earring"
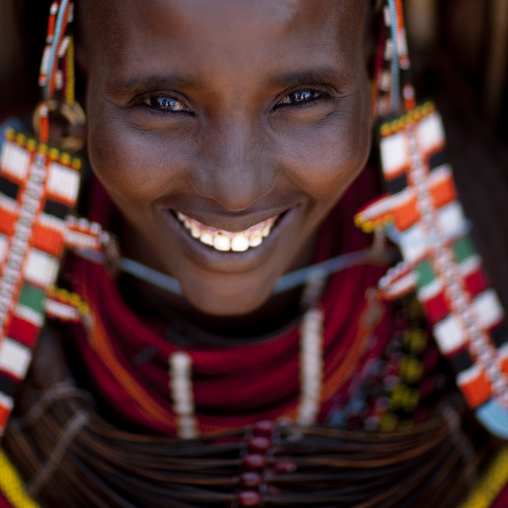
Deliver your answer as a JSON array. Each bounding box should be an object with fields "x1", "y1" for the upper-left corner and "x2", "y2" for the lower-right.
[
  {"x1": 0, "y1": 0, "x2": 84, "y2": 437},
  {"x1": 357, "y1": 0, "x2": 508, "y2": 439}
]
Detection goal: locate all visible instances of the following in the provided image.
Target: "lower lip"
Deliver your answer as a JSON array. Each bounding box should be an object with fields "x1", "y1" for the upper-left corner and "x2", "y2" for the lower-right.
[{"x1": 164, "y1": 206, "x2": 299, "y2": 274}]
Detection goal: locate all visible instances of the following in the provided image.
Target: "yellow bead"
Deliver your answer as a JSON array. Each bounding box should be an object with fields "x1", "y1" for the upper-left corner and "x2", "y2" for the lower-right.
[
  {"x1": 26, "y1": 139, "x2": 37, "y2": 152},
  {"x1": 60, "y1": 153, "x2": 71, "y2": 166},
  {"x1": 15, "y1": 133, "x2": 26, "y2": 146}
]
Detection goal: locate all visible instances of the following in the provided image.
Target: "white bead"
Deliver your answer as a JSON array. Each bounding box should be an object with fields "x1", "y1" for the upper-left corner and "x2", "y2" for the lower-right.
[
  {"x1": 170, "y1": 351, "x2": 192, "y2": 371},
  {"x1": 174, "y1": 400, "x2": 195, "y2": 416}
]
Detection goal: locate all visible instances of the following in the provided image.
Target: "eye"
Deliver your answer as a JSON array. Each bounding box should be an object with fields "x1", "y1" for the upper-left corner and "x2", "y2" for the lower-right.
[
  {"x1": 144, "y1": 95, "x2": 190, "y2": 112},
  {"x1": 277, "y1": 90, "x2": 322, "y2": 107}
]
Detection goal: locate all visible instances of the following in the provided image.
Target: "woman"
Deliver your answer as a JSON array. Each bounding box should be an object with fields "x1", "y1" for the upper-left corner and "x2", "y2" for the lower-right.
[{"x1": 0, "y1": 0, "x2": 506, "y2": 506}]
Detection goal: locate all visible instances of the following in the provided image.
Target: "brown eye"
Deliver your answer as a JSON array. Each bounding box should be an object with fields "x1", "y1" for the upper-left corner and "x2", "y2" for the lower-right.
[
  {"x1": 277, "y1": 90, "x2": 321, "y2": 106},
  {"x1": 144, "y1": 96, "x2": 190, "y2": 112}
]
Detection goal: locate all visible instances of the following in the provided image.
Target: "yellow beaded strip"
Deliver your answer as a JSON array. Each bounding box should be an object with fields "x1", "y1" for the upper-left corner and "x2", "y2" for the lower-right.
[
  {"x1": 380, "y1": 101, "x2": 435, "y2": 137},
  {"x1": 47, "y1": 286, "x2": 90, "y2": 317},
  {"x1": 0, "y1": 449, "x2": 41, "y2": 508},
  {"x1": 459, "y1": 448, "x2": 508, "y2": 508},
  {"x1": 65, "y1": 36, "x2": 75, "y2": 104},
  {"x1": 6, "y1": 128, "x2": 81, "y2": 171}
]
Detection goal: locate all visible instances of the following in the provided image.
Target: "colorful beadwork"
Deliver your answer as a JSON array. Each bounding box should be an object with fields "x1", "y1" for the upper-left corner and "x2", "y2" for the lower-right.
[
  {"x1": 44, "y1": 286, "x2": 90, "y2": 323},
  {"x1": 458, "y1": 448, "x2": 508, "y2": 508},
  {"x1": 0, "y1": 448, "x2": 40, "y2": 508},
  {"x1": 0, "y1": 129, "x2": 82, "y2": 436},
  {"x1": 356, "y1": 102, "x2": 508, "y2": 439},
  {"x1": 372, "y1": 0, "x2": 416, "y2": 119}
]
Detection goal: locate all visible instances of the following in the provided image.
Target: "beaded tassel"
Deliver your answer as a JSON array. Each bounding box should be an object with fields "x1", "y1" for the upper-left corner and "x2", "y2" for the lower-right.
[
  {"x1": 0, "y1": 1, "x2": 82, "y2": 437},
  {"x1": 357, "y1": 1, "x2": 508, "y2": 439},
  {"x1": 373, "y1": 0, "x2": 416, "y2": 119}
]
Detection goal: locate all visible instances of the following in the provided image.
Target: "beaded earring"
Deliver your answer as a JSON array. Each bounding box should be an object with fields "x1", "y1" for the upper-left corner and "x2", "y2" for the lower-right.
[
  {"x1": 0, "y1": 0, "x2": 88, "y2": 437},
  {"x1": 357, "y1": 0, "x2": 508, "y2": 439}
]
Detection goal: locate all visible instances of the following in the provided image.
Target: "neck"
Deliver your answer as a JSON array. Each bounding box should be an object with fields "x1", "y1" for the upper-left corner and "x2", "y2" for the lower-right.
[{"x1": 118, "y1": 219, "x2": 318, "y2": 343}]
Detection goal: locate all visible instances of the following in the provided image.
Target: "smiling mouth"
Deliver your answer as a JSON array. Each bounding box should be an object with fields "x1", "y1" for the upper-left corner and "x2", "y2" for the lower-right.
[{"x1": 175, "y1": 212, "x2": 280, "y2": 252}]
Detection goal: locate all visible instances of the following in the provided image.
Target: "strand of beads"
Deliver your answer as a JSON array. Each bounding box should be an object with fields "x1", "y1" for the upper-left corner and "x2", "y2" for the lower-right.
[
  {"x1": 169, "y1": 351, "x2": 199, "y2": 439},
  {"x1": 45, "y1": 287, "x2": 90, "y2": 324},
  {"x1": 296, "y1": 306, "x2": 324, "y2": 426}
]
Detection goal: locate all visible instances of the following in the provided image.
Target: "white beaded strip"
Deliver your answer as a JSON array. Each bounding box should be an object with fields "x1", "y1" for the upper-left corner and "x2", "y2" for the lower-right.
[
  {"x1": 296, "y1": 306, "x2": 324, "y2": 426},
  {"x1": 0, "y1": 153, "x2": 46, "y2": 333},
  {"x1": 406, "y1": 125, "x2": 508, "y2": 405},
  {"x1": 64, "y1": 216, "x2": 104, "y2": 251},
  {"x1": 169, "y1": 351, "x2": 199, "y2": 439}
]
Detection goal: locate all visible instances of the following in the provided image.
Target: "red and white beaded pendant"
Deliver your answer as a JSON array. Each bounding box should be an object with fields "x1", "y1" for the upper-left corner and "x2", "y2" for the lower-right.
[
  {"x1": 0, "y1": 0, "x2": 84, "y2": 437},
  {"x1": 357, "y1": 0, "x2": 508, "y2": 439}
]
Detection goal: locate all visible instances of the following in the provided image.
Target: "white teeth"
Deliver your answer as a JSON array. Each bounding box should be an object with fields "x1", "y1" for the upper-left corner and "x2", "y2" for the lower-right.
[
  {"x1": 190, "y1": 223, "x2": 201, "y2": 238},
  {"x1": 200, "y1": 232, "x2": 213, "y2": 246},
  {"x1": 176, "y1": 212, "x2": 279, "y2": 253},
  {"x1": 213, "y1": 234, "x2": 231, "y2": 252},
  {"x1": 231, "y1": 234, "x2": 249, "y2": 252},
  {"x1": 249, "y1": 232, "x2": 263, "y2": 247}
]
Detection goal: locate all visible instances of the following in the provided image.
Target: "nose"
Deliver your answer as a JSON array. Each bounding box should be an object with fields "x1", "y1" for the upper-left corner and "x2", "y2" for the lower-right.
[{"x1": 191, "y1": 119, "x2": 277, "y2": 212}]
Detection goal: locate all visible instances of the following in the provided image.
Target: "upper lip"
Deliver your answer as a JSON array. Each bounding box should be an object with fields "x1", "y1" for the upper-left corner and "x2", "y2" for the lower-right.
[{"x1": 167, "y1": 204, "x2": 295, "y2": 233}]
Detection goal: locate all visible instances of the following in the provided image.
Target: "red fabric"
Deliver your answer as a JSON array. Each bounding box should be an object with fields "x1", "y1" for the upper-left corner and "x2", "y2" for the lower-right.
[
  {"x1": 491, "y1": 480, "x2": 508, "y2": 508},
  {"x1": 0, "y1": 491, "x2": 13, "y2": 508},
  {"x1": 69, "y1": 167, "x2": 393, "y2": 435}
]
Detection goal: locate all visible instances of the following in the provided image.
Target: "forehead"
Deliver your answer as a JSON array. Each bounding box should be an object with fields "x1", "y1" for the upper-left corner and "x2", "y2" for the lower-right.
[{"x1": 80, "y1": 0, "x2": 367, "y2": 83}]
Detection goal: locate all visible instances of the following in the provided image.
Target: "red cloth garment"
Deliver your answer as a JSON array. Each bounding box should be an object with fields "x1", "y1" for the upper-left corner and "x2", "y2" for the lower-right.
[
  {"x1": 0, "y1": 492, "x2": 13, "y2": 508},
  {"x1": 67, "y1": 167, "x2": 394, "y2": 435},
  {"x1": 492, "y1": 481, "x2": 508, "y2": 508}
]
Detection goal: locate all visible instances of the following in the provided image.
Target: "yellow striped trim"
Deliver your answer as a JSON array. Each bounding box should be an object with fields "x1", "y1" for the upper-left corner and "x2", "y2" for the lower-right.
[
  {"x1": 459, "y1": 447, "x2": 508, "y2": 508},
  {"x1": 0, "y1": 448, "x2": 41, "y2": 508}
]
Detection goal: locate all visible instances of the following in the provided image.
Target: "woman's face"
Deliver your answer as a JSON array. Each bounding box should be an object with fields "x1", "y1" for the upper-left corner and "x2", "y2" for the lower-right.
[{"x1": 80, "y1": 0, "x2": 371, "y2": 316}]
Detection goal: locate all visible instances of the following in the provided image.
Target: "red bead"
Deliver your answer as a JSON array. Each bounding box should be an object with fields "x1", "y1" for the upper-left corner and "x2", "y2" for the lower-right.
[
  {"x1": 254, "y1": 420, "x2": 274, "y2": 435},
  {"x1": 243, "y1": 454, "x2": 266, "y2": 470},
  {"x1": 249, "y1": 436, "x2": 270, "y2": 453},
  {"x1": 273, "y1": 461, "x2": 297, "y2": 473},
  {"x1": 238, "y1": 490, "x2": 261, "y2": 507},
  {"x1": 240, "y1": 472, "x2": 262, "y2": 488}
]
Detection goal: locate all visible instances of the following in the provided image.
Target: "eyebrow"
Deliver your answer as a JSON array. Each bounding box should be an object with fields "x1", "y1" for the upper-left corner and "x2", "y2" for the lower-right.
[
  {"x1": 107, "y1": 66, "x2": 345, "y2": 96},
  {"x1": 268, "y1": 66, "x2": 345, "y2": 88},
  {"x1": 107, "y1": 74, "x2": 199, "y2": 94}
]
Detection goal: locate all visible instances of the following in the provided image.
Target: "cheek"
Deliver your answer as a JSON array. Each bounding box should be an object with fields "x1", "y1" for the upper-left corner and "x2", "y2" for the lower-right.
[
  {"x1": 275, "y1": 95, "x2": 371, "y2": 202},
  {"x1": 87, "y1": 100, "x2": 190, "y2": 204}
]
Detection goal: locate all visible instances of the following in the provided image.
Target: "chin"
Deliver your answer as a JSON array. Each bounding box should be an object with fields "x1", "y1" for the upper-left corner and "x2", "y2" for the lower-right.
[{"x1": 180, "y1": 271, "x2": 277, "y2": 317}]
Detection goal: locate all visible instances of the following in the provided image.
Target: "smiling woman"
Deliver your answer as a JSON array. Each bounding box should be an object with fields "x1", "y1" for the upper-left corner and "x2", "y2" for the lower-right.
[
  {"x1": 80, "y1": 0, "x2": 371, "y2": 318},
  {"x1": 0, "y1": 1, "x2": 507, "y2": 507}
]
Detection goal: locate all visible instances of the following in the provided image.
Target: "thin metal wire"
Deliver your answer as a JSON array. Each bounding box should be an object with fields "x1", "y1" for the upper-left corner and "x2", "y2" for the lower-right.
[{"x1": 76, "y1": 247, "x2": 399, "y2": 297}]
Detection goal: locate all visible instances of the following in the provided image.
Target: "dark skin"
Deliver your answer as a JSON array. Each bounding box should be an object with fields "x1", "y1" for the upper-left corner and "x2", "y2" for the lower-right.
[{"x1": 78, "y1": 0, "x2": 372, "y2": 336}]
